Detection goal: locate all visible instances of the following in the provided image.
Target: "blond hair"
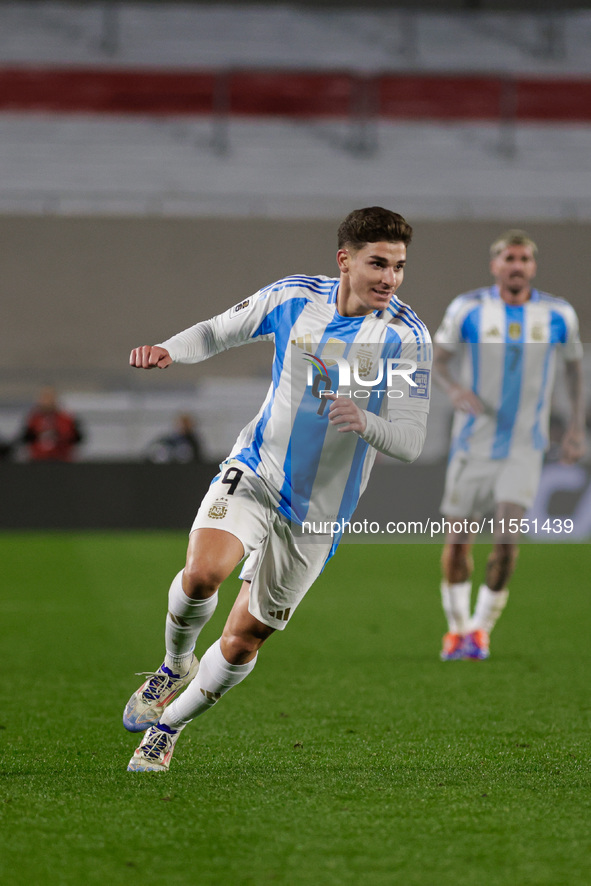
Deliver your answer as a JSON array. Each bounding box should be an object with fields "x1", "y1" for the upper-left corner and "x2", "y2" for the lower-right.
[{"x1": 490, "y1": 229, "x2": 537, "y2": 259}]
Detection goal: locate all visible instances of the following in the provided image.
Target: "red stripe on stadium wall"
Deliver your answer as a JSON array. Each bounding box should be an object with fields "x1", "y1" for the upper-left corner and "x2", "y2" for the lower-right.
[
  {"x1": 1, "y1": 68, "x2": 591, "y2": 121},
  {"x1": 0, "y1": 68, "x2": 218, "y2": 114}
]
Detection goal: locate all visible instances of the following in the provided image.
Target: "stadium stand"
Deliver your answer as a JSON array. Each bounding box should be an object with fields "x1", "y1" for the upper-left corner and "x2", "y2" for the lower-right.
[
  {"x1": 0, "y1": 3, "x2": 591, "y2": 218},
  {"x1": 1, "y1": 3, "x2": 590, "y2": 465}
]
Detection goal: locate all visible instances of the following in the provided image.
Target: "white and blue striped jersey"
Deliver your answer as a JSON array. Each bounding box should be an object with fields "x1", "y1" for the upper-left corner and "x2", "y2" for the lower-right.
[
  {"x1": 434, "y1": 285, "x2": 583, "y2": 460},
  {"x1": 160, "y1": 274, "x2": 432, "y2": 531}
]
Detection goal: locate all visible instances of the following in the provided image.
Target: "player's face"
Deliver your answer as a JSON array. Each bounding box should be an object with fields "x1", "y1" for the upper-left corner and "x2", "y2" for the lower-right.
[
  {"x1": 490, "y1": 244, "x2": 537, "y2": 301},
  {"x1": 337, "y1": 241, "x2": 407, "y2": 316}
]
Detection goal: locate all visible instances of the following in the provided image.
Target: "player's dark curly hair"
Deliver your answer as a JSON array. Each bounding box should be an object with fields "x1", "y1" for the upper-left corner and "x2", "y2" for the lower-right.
[{"x1": 337, "y1": 207, "x2": 413, "y2": 250}]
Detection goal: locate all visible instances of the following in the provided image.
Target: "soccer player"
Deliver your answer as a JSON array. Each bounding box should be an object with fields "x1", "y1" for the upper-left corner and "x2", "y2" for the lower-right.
[
  {"x1": 125, "y1": 206, "x2": 432, "y2": 771},
  {"x1": 433, "y1": 230, "x2": 585, "y2": 661}
]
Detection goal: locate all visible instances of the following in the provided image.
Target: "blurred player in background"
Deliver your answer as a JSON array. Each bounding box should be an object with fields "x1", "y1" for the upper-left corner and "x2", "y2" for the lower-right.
[
  {"x1": 124, "y1": 206, "x2": 431, "y2": 771},
  {"x1": 433, "y1": 230, "x2": 585, "y2": 661}
]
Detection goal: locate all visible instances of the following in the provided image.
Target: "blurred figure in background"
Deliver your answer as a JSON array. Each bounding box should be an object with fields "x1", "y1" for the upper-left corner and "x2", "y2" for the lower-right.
[
  {"x1": 146, "y1": 413, "x2": 204, "y2": 464},
  {"x1": 433, "y1": 230, "x2": 585, "y2": 662},
  {"x1": 19, "y1": 386, "x2": 84, "y2": 461}
]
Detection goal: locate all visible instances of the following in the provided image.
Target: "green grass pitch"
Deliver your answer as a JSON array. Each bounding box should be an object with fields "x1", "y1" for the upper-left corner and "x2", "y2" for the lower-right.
[{"x1": 1, "y1": 532, "x2": 590, "y2": 886}]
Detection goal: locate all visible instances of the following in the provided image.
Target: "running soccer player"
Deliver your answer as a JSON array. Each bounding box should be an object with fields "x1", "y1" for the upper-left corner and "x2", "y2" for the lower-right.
[
  {"x1": 433, "y1": 230, "x2": 585, "y2": 661},
  {"x1": 125, "y1": 206, "x2": 432, "y2": 771}
]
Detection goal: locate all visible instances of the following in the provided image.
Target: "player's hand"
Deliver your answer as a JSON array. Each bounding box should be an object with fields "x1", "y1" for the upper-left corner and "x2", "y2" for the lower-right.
[
  {"x1": 326, "y1": 393, "x2": 367, "y2": 434},
  {"x1": 449, "y1": 384, "x2": 483, "y2": 415},
  {"x1": 129, "y1": 345, "x2": 172, "y2": 370},
  {"x1": 560, "y1": 426, "x2": 586, "y2": 464}
]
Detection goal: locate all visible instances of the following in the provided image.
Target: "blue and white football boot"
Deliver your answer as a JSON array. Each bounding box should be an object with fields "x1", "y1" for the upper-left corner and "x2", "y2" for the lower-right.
[{"x1": 123, "y1": 656, "x2": 199, "y2": 732}]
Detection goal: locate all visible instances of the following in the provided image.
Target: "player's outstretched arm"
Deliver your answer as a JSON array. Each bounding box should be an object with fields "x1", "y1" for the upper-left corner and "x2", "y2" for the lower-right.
[
  {"x1": 129, "y1": 345, "x2": 173, "y2": 370},
  {"x1": 560, "y1": 358, "x2": 586, "y2": 464}
]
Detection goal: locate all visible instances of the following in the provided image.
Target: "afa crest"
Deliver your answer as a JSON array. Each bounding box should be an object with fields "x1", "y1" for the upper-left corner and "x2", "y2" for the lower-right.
[
  {"x1": 355, "y1": 348, "x2": 375, "y2": 380},
  {"x1": 208, "y1": 500, "x2": 228, "y2": 520},
  {"x1": 508, "y1": 322, "x2": 522, "y2": 341}
]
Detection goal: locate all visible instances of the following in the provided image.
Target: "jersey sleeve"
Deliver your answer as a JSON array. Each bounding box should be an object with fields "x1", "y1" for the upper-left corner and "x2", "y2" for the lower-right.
[
  {"x1": 359, "y1": 409, "x2": 428, "y2": 463},
  {"x1": 560, "y1": 302, "x2": 584, "y2": 362},
  {"x1": 385, "y1": 334, "x2": 433, "y2": 415},
  {"x1": 157, "y1": 284, "x2": 291, "y2": 364},
  {"x1": 358, "y1": 332, "x2": 432, "y2": 463}
]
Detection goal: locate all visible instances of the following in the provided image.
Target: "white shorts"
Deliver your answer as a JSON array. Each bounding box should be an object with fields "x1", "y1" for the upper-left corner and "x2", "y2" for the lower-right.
[
  {"x1": 191, "y1": 459, "x2": 333, "y2": 631},
  {"x1": 440, "y1": 451, "x2": 544, "y2": 518}
]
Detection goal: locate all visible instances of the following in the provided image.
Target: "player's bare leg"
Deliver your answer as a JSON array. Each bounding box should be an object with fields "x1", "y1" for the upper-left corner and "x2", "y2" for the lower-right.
[
  {"x1": 220, "y1": 580, "x2": 276, "y2": 663},
  {"x1": 467, "y1": 502, "x2": 523, "y2": 657},
  {"x1": 128, "y1": 583, "x2": 276, "y2": 771},
  {"x1": 183, "y1": 527, "x2": 245, "y2": 599},
  {"x1": 485, "y1": 543, "x2": 519, "y2": 591},
  {"x1": 439, "y1": 526, "x2": 474, "y2": 660},
  {"x1": 442, "y1": 539, "x2": 474, "y2": 584}
]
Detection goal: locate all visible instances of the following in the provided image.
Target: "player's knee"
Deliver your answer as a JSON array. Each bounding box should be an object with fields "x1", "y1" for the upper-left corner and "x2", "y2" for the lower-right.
[
  {"x1": 182, "y1": 559, "x2": 224, "y2": 598},
  {"x1": 220, "y1": 630, "x2": 260, "y2": 665}
]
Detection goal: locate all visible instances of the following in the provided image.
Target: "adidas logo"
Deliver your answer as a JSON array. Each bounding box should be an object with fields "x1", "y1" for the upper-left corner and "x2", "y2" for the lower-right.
[
  {"x1": 291, "y1": 334, "x2": 312, "y2": 350},
  {"x1": 268, "y1": 608, "x2": 291, "y2": 622}
]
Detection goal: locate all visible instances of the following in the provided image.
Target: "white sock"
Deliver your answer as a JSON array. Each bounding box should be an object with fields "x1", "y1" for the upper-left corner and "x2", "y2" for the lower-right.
[
  {"x1": 161, "y1": 639, "x2": 257, "y2": 729},
  {"x1": 440, "y1": 580, "x2": 472, "y2": 633},
  {"x1": 164, "y1": 570, "x2": 218, "y2": 674},
  {"x1": 470, "y1": 584, "x2": 509, "y2": 634}
]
